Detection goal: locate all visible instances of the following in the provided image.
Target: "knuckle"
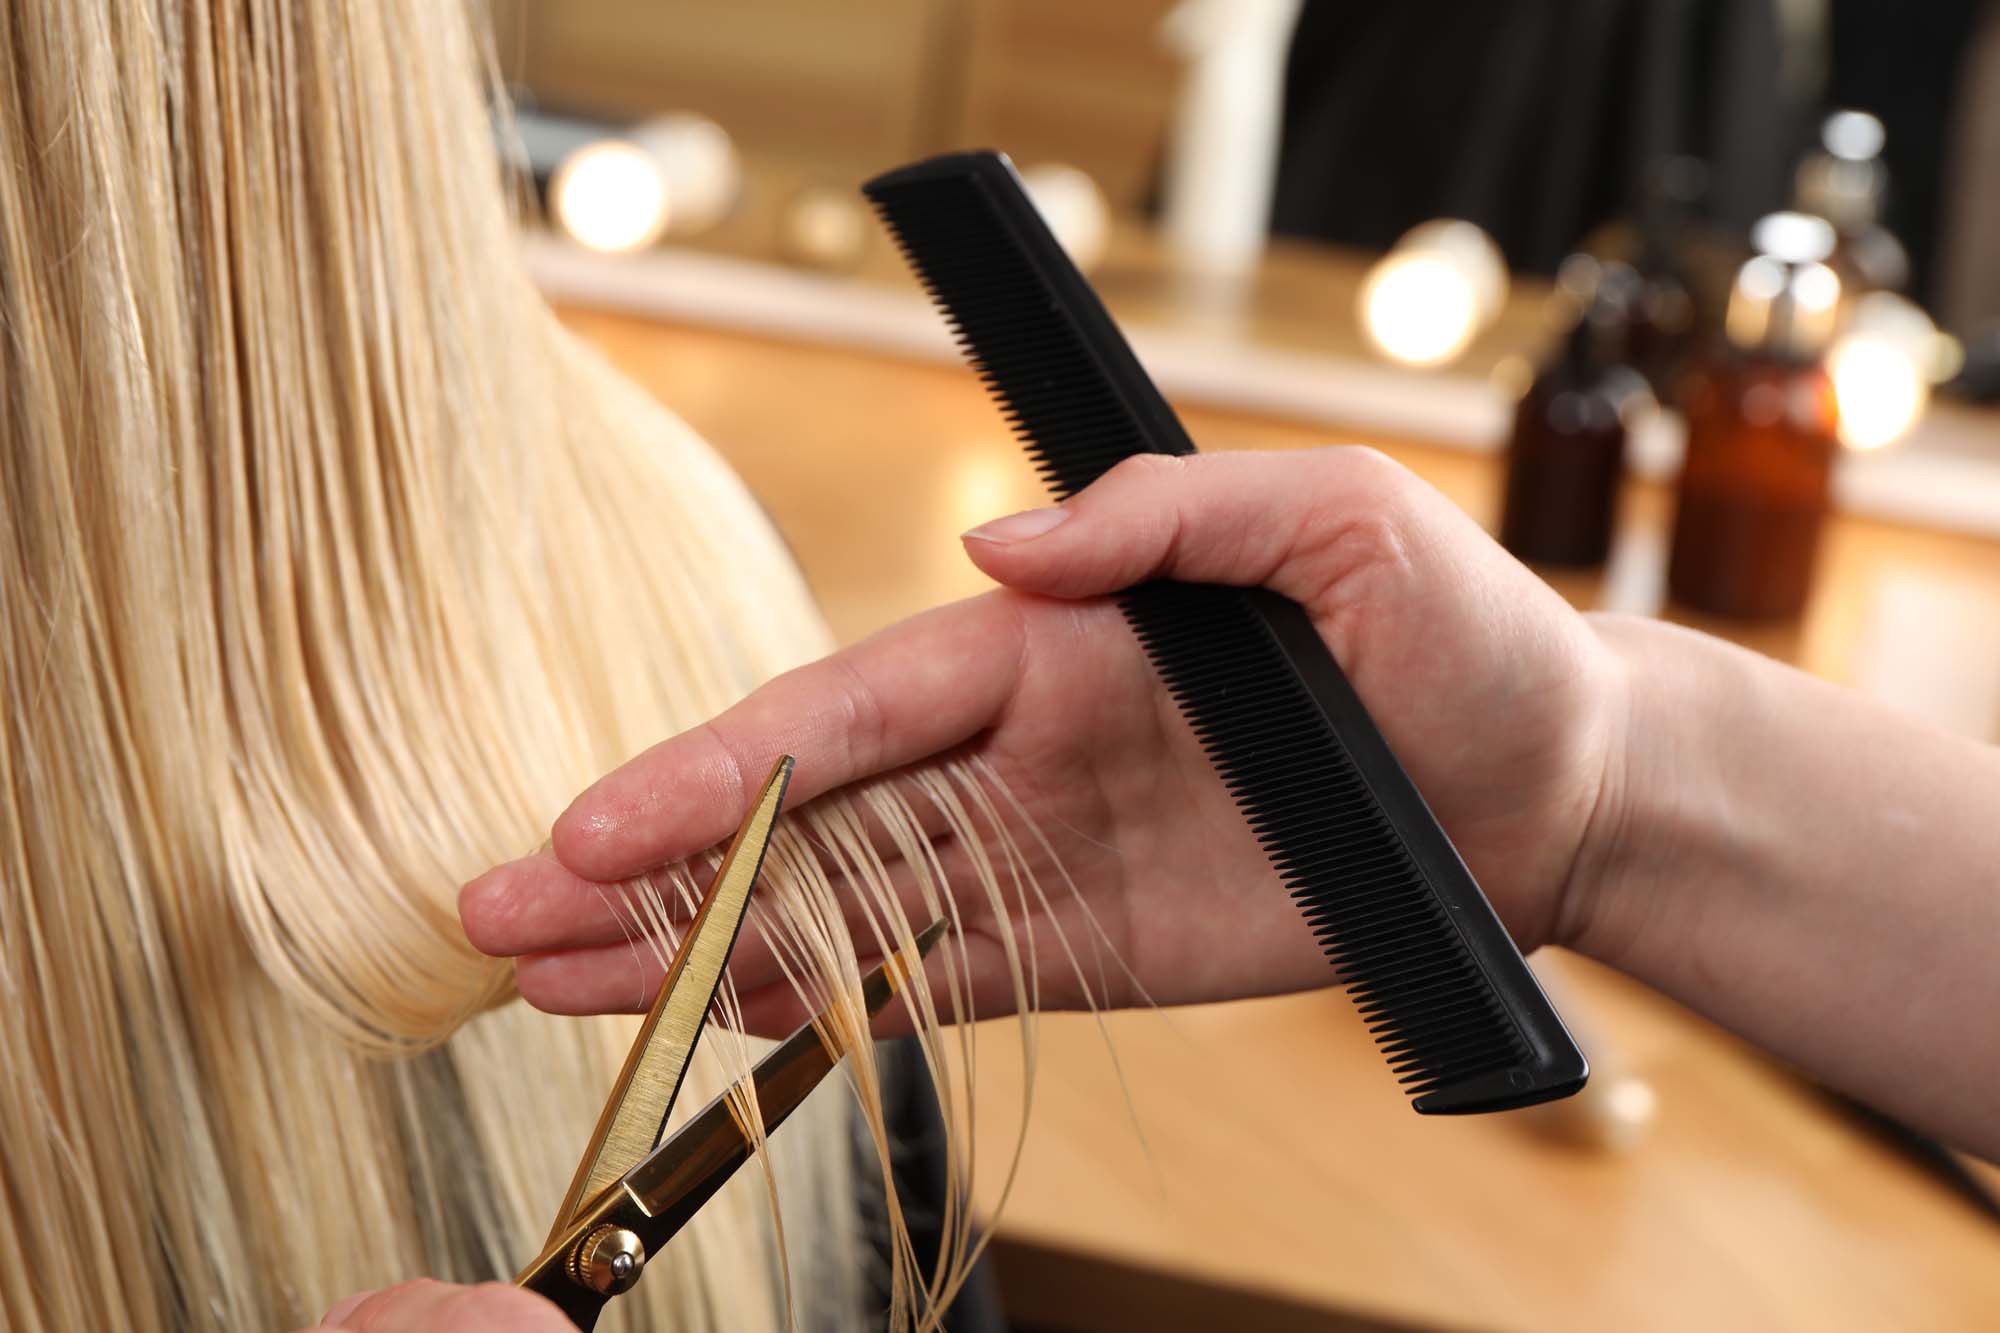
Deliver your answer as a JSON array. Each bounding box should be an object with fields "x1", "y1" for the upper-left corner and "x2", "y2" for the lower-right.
[
  {"x1": 828, "y1": 654, "x2": 889, "y2": 778},
  {"x1": 1292, "y1": 449, "x2": 1425, "y2": 593},
  {"x1": 691, "y1": 719, "x2": 753, "y2": 811},
  {"x1": 1320, "y1": 507, "x2": 1414, "y2": 578}
]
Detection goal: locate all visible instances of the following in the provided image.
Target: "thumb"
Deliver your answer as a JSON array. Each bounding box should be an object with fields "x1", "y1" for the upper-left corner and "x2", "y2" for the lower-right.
[{"x1": 958, "y1": 447, "x2": 1459, "y2": 612}]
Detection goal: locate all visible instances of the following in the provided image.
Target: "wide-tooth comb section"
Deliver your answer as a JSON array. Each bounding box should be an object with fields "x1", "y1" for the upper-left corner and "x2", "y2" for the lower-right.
[{"x1": 865, "y1": 151, "x2": 1587, "y2": 1113}]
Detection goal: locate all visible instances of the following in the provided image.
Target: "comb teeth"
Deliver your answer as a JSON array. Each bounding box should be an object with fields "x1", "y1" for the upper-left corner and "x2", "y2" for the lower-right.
[
  {"x1": 1119, "y1": 581, "x2": 1530, "y2": 1098},
  {"x1": 866, "y1": 152, "x2": 1586, "y2": 1113},
  {"x1": 866, "y1": 180, "x2": 1191, "y2": 492}
]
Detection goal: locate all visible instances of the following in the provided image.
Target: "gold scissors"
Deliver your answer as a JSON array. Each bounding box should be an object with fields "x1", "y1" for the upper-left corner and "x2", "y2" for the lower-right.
[{"x1": 513, "y1": 754, "x2": 946, "y2": 1328}]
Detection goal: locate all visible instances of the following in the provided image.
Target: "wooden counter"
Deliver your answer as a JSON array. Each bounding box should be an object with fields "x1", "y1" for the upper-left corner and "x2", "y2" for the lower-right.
[{"x1": 560, "y1": 305, "x2": 2000, "y2": 1333}]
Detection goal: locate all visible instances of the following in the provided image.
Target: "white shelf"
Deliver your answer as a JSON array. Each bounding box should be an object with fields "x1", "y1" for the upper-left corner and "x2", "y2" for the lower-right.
[{"x1": 527, "y1": 236, "x2": 2000, "y2": 543}]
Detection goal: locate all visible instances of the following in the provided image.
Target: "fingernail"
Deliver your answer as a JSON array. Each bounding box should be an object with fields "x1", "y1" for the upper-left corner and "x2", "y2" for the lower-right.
[{"x1": 962, "y1": 506, "x2": 1070, "y2": 544}]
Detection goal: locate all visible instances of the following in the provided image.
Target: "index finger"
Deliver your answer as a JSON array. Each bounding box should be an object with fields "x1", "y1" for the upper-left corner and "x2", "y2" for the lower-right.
[{"x1": 550, "y1": 591, "x2": 1028, "y2": 882}]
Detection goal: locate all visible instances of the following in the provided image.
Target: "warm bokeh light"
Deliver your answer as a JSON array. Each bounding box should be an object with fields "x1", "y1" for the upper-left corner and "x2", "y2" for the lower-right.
[
  {"x1": 1791, "y1": 261, "x2": 1842, "y2": 315},
  {"x1": 1359, "y1": 252, "x2": 1481, "y2": 366},
  {"x1": 943, "y1": 451, "x2": 1032, "y2": 538},
  {"x1": 1823, "y1": 109, "x2": 1886, "y2": 162},
  {"x1": 779, "y1": 186, "x2": 869, "y2": 269},
  {"x1": 1930, "y1": 332, "x2": 1965, "y2": 384},
  {"x1": 1737, "y1": 255, "x2": 1787, "y2": 303},
  {"x1": 1751, "y1": 211, "x2": 1837, "y2": 264},
  {"x1": 549, "y1": 141, "x2": 670, "y2": 254},
  {"x1": 1401, "y1": 219, "x2": 1508, "y2": 322},
  {"x1": 1020, "y1": 162, "x2": 1110, "y2": 272},
  {"x1": 1723, "y1": 254, "x2": 1842, "y2": 352},
  {"x1": 1829, "y1": 292, "x2": 1943, "y2": 450},
  {"x1": 1830, "y1": 333, "x2": 1927, "y2": 450},
  {"x1": 627, "y1": 114, "x2": 740, "y2": 237},
  {"x1": 1358, "y1": 220, "x2": 1505, "y2": 367}
]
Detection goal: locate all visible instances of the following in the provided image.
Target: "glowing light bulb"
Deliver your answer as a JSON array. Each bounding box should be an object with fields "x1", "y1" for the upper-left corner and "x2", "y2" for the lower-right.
[
  {"x1": 1930, "y1": 332, "x2": 1965, "y2": 384},
  {"x1": 628, "y1": 114, "x2": 740, "y2": 237},
  {"x1": 1752, "y1": 211, "x2": 1837, "y2": 264},
  {"x1": 1736, "y1": 255, "x2": 1787, "y2": 303},
  {"x1": 547, "y1": 114, "x2": 740, "y2": 253},
  {"x1": 550, "y1": 141, "x2": 670, "y2": 254},
  {"x1": 1358, "y1": 221, "x2": 1505, "y2": 367},
  {"x1": 1832, "y1": 290, "x2": 1940, "y2": 450},
  {"x1": 1020, "y1": 163, "x2": 1110, "y2": 272},
  {"x1": 1823, "y1": 110, "x2": 1886, "y2": 163},
  {"x1": 1792, "y1": 261, "x2": 1842, "y2": 315},
  {"x1": 1399, "y1": 220, "x2": 1508, "y2": 323},
  {"x1": 1830, "y1": 333, "x2": 1926, "y2": 450},
  {"x1": 1360, "y1": 253, "x2": 1480, "y2": 366},
  {"x1": 779, "y1": 186, "x2": 868, "y2": 270}
]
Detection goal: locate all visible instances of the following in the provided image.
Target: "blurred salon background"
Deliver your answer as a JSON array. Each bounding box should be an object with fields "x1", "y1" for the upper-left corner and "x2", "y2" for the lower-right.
[{"x1": 489, "y1": 2, "x2": 2000, "y2": 1329}]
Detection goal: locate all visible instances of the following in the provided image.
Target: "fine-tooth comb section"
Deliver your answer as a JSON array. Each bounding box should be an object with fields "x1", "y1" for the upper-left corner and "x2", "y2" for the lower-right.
[{"x1": 865, "y1": 150, "x2": 1587, "y2": 1113}]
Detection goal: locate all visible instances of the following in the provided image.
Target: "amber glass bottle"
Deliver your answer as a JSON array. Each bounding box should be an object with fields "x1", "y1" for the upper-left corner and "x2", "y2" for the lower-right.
[
  {"x1": 1667, "y1": 257, "x2": 1840, "y2": 619},
  {"x1": 1500, "y1": 276, "x2": 1645, "y2": 568}
]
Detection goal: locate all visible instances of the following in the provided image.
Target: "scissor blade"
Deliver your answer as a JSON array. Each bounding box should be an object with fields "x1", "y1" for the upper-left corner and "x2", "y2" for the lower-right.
[
  {"x1": 548, "y1": 754, "x2": 795, "y2": 1238},
  {"x1": 516, "y1": 918, "x2": 950, "y2": 1323},
  {"x1": 621, "y1": 916, "x2": 950, "y2": 1228}
]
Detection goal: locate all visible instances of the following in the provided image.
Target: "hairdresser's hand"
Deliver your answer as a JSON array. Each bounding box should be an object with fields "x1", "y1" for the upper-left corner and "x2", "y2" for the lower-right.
[
  {"x1": 301, "y1": 1281, "x2": 566, "y2": 1332},
  {"x1": 462, "y1": 448, "x2": 1626, "y2": 1030}
]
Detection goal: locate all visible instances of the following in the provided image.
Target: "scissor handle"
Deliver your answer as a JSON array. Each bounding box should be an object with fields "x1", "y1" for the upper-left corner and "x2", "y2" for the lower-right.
[{"x1": 519, "y1": 1218, "x2": 626, "y2": 1330}]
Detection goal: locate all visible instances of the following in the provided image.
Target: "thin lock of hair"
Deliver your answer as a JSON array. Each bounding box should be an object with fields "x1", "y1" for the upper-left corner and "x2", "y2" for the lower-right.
[
  {"x1": 620, "y1": 761, "x2": 1060, "y2": 1328},
  {"x1": 0, "y1": 2, "x2": 1066, "y2": 1329}
]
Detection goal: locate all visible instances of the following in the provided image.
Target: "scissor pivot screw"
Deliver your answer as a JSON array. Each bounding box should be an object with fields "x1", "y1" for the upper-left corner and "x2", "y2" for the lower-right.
[{"x1": 569, "y1": 1225, "x2": 647, "y2": 1295}]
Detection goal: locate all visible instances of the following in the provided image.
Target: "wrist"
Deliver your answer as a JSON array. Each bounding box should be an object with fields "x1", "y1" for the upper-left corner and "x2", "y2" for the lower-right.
[{"x1": 1551, "y1": 613, "x2": 1706, "y2": 969}]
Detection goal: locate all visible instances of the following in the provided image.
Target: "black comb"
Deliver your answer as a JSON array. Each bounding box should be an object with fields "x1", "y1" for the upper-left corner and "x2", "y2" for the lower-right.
[{"x1": 864, "y1": 151, "x2": 1586, "y2": 1113}]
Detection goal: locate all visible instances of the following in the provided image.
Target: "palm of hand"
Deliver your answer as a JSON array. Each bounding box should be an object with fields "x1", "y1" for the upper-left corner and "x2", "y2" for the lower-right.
[{"x1": 941, "y1": 549, "x2": 1615, "y2": 1015}]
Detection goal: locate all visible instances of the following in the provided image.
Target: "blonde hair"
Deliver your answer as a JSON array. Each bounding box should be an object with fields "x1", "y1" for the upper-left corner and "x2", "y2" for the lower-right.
[{"x1": 0, "y1": 1, "x2": 1039, "y2": 1327}]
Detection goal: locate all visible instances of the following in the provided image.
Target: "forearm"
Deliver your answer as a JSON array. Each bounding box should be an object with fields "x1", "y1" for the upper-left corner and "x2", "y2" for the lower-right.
[{"x1": 1568, "y1": 615, "x2": 2000, "y2": 1158}]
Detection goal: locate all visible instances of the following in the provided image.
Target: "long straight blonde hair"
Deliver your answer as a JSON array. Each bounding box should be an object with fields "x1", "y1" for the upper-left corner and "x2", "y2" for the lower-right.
[{"x1": 0, "y1": 2, "x2": 1038, "y2": 1327}]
